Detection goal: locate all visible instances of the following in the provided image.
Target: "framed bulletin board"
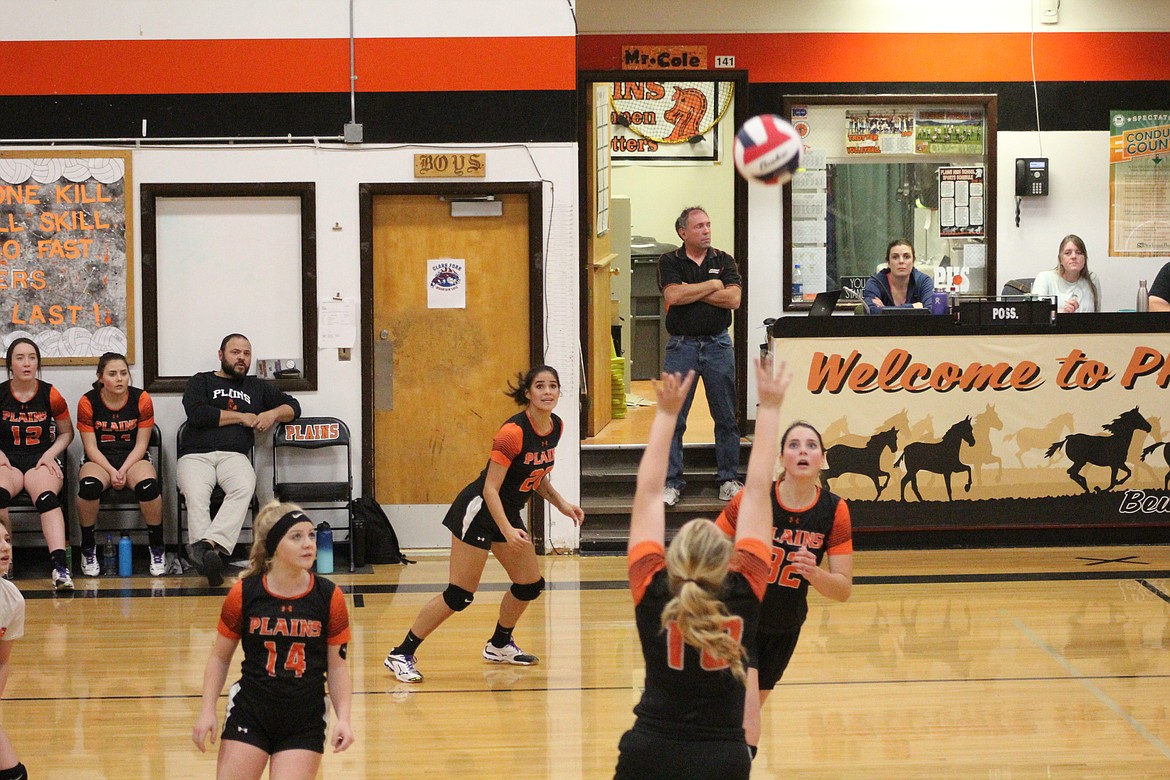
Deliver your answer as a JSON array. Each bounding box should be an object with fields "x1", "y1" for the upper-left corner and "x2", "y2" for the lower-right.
[
  {"x1": 0, "y1": 151, "x2": 133, "y2": 364},
  {"x1": 140, "y1": 182, "x2": 318, "y2": 393}
]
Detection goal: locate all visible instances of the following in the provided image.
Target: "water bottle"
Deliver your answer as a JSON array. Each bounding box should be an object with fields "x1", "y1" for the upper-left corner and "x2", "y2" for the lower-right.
[
  {"x1": 792, "y1": 263, "x2": 803, "y2": 301},
  {"x1": 103, "y1": 534, "x2": 117, "y2": 576},
  {"x1": 118, "y1": 533, "x2": 133, "y2": 577},
  {"x1": 1137, "y1": 279, "x2": 1149, "y2": 312},
  {"x1": 316, "y1": 522, "x2": 334, "y2": 575}
]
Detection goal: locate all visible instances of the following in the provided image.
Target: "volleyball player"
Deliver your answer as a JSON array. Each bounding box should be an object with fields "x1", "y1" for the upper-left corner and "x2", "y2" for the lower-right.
[
  {"x1": 193, "y1": 501, "x2": 354, "y2": 779},
  {"x1": 614, "y1": 359, "x2": 789, "y2": 780},
  {"x1": 75, "y1": 352, "x2": 166, "y2": 576},
  {"x1": 0, "y1": 338, "x2": 74, "y2": 591},
  {"x1": 716, "y1": 420, "x2": 853, "y2": 759},
  {"x1": 383, "y1": 365, "x2": 585, "y2": 683},
  {"x1": 0, "y1": 515, "x2": 28, "y2": 780}
]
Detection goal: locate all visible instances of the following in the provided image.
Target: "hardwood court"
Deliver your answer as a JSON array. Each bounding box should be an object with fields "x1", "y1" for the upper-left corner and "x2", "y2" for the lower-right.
[{"x1": 6, "y1": 545, "x2": 1170, "y2": 778}]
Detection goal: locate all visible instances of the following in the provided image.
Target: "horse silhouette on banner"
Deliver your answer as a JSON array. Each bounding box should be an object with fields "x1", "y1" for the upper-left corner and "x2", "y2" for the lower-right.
[
  {"x1": 1045, "y1": 407, "x2": 1151, "y2": 493},
  {"x1": 896, "y1": 417, "x2": 975, "y2": 501},
  {"x1": 822, "y1": 427, "x2": 899, "y2": 499},
  {"x1": 1140, "y1": 441, "x2": 1170, "y2": 490}
]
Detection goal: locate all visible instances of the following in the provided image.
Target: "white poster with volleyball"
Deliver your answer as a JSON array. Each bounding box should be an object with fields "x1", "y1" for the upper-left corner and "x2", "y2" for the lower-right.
[{"x1": 608, "y1": 80, "x2": 733, "y2": 161}]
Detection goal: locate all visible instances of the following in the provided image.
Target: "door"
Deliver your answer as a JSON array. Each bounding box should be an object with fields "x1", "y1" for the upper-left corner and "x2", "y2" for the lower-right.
[
  {"x1": 585, "y1": 82, "x2": 617, "y2": 437},
  {"x1": 371, "y1": 192, "x2": 532, "y2": 505}
]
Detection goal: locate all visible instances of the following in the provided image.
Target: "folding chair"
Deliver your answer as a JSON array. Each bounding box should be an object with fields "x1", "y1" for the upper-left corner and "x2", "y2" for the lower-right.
[
  {"x1": 176, "y1": 421, "x2": 257, "y2": 558},
  {"x1": 272, "y1": 417, "x2": 355, "y2": 570}
]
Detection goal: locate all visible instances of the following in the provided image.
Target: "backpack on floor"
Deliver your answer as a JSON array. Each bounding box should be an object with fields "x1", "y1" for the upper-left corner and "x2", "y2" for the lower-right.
[{"x1": 351, "y1": 497, "x2": 415, "y2": 565}]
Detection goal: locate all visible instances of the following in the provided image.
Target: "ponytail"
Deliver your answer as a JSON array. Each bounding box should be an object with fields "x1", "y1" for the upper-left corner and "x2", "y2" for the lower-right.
[{"x1": 659, "y1": 519, "x2": 747, "y2": 683}]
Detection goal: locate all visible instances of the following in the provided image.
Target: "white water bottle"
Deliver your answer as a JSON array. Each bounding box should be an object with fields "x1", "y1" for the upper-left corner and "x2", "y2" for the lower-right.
[
  {"x1": 1137, "y1": 279, "x2": 1149, "y2": 312},
  {"x1": 792, "y1": 263, "x2": 803, "y2": 301}
]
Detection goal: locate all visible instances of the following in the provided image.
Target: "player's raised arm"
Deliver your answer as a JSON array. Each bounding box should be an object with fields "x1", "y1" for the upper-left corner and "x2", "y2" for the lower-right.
[
  {"x1": 629, "y1": 371, "x2": 696, "y2": 552},
  {"x1": 734, "y1": 359, "x2": 790, "y2": 549}
]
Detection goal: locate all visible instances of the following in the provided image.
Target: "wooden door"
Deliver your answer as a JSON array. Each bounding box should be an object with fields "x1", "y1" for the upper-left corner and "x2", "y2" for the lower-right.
[
  {"x1": 585, "y1": 82, "x2": 616, "y2": 437},
  {"x1": 371, "y1": 193, "x2": 530, "y2": 504}
]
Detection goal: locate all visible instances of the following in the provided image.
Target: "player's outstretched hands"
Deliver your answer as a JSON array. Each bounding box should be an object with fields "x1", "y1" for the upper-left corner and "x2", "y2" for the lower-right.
[
  {"x1": 653, "y1": 370, "x2": 696, "y2": 416},
  {"x1": 755, "y1": 357, "x2": 790, "y2": 410}
]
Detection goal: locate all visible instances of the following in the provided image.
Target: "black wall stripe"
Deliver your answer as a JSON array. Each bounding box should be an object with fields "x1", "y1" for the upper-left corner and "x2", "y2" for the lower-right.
[{"x1": 0, "y1": 90, "x2": 577, "y2": 144}]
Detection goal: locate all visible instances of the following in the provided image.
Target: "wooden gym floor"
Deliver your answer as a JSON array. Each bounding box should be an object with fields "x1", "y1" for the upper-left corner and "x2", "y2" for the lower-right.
[{"x1": 8, "y1": 544, "x2": 1170, "y2": 778}]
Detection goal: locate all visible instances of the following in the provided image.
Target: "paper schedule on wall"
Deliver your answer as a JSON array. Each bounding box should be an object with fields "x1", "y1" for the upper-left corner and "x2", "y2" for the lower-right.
[{"x1": 427, "y1": 258, "x2": 466, "y2": 309}]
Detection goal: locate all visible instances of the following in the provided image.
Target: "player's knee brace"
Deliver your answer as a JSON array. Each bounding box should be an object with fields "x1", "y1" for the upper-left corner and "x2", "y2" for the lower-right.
[
  {"x1": 510, "y1": 577, "x2": 545, "y2": 602},
  {"x1": 134, "y1": 478, "x2": 161, "y2": 502},
  {"x1": 0, "y1": 762, "x2": 27, "y2": 780},
  {"x1": 442, "y1": 583, "x2": 475, "y2": 611},
  {"x1": 78, "y1": 476, "x2": 105, "y2": 501},
  {"x1": 0, "y1": 487, "x2": 10, "y2": 510},
  {"x1": 35, "y1": 491, "x2": 60, "y2": 513}
]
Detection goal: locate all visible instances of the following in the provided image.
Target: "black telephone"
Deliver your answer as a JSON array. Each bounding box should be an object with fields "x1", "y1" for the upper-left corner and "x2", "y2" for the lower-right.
[{"x1": 1015, "y1": 158, "x2": 1049, "y2": 196}]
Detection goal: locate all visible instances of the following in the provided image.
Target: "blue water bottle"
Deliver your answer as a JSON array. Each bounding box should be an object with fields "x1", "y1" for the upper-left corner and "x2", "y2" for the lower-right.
[
  {"x1": 316, "y1": 522, "x2": 334, "y2": 574},
  {"x1": 118, "y1": 533, "x2": 133, "y2": 577}
]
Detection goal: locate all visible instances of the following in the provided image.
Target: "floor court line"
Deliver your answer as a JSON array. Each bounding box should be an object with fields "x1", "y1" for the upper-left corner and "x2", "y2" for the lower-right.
[{"x1": 1009, "y1": 612, "x2": 1170, "y2": 761}]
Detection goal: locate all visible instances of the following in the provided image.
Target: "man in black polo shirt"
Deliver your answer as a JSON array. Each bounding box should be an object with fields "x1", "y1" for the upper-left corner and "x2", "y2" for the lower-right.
[{"x1": 657, "y1": 206, "x2": 743, "y2": 506}]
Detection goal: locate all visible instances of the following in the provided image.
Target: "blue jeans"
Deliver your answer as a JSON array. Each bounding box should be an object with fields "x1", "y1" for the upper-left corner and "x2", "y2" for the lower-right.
[{"x1": 662, "y1": 332, "x2": 740, "y2": 490}]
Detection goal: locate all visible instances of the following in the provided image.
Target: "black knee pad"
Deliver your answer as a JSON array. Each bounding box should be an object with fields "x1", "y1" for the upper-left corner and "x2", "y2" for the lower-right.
[
  {"x1": 35, "y1": 491, "x2": 61, "y2": 513},
  {"x1": 78, "y1": 476, "x2": 105, "y2": 501},
  {"x1": 134, "y1": 478, "x2": 161, "y2": 502},
  {"x1": 510, "y1": 577, "x2": 545, "y2": 602},
  {"x1": 0, "y1": 487, "x2": 9, "y2": 510},
  {"x1": 442, "y1": 584, "x2": 475, "y2": 611},
  {"x1": 0, "y1": 762, "x2": 27, "y2": 780}
]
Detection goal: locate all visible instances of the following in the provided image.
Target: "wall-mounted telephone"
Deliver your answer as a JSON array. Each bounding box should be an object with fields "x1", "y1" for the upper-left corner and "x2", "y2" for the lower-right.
[{"x1": 1015, "y1": 157, "x2": 1049, "y2": 196}]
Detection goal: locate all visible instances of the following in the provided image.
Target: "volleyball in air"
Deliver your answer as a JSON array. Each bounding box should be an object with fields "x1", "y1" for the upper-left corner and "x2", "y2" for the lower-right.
[{"x1": 733, "y1": 114, "x2": 803, "y2": 185}]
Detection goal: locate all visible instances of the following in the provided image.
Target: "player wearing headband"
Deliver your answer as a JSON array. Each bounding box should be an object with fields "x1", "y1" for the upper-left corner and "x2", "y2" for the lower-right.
[{"x1": 193, "y1": 501, "x2": 354, "y2": 779}]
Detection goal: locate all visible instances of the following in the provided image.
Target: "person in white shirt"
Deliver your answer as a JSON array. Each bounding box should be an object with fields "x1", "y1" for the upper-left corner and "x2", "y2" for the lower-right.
[
  {"x1": 0, "y1": 515, "x2": 28, "y2": 780},
  {"x1": 1031, "y1": 235, "x2": 1103, "y2": 313}
]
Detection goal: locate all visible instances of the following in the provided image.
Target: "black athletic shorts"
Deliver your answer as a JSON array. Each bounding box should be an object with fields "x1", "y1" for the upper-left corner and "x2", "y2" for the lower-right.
[
  {"x1": 4, "y1": 451, "x2": 62, "y2": 474},
  {"x1": 614, "y1": 728, "x2": 750, "y2": 780},
  {"x1": 82, "y1": 450, "x2": 152, "y2": 470},
  {"x1": 441, "y1": 484, "x2": 523, "y2": 551},
  {"x1": 221, "y1": 683, "x2": 327, "y2": 754},
  {"x1": 750, "y1": 628, "x2": 802, "y2": 691}
]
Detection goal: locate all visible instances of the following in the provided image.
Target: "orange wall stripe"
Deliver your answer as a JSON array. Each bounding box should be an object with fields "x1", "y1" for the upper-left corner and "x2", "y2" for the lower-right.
[
  {"x1": 580, "y1": 32, "x2": 1170, "y2": 83},
  {"x1": 2, "y1": 37, "x2": 575, "y2": 96}
]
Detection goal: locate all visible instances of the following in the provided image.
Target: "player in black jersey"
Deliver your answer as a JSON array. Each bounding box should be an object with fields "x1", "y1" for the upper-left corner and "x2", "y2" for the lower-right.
[
  {"x1": 0, "y1": 338, "x2": 74, "y2": 591},
  {"x1": 717, "y1": 420, "x2": 854, "y2": 760},
  {"x1": 384, "y1": 366, "x2": 585, "y2": 683},
  {"x1": 615, "y1": 359, "x2": 789, "y2": 780},
  {"x1": 193, "y1": 501, "x2": 353, "y2": 778},
  {"x1": 75, "y1": 352, "x2": 166, "y2": 576}
]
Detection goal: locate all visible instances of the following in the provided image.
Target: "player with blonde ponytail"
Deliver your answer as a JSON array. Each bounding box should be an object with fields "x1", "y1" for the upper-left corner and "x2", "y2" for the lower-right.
[{"x1": 615, "y1": 358, "x2": 790, "y2": 780}]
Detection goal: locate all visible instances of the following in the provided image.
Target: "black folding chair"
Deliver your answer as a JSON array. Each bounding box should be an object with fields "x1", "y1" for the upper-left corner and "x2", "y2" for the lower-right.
[
  {"x1": 175, "y1": 421, "x2": 257, "y2": 558},
  {"x1": 272, "y1": 417, "x2": 355, "y2": 570}
]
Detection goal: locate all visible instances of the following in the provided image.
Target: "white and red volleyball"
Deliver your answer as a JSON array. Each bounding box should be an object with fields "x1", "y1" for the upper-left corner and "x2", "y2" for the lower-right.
[{"x1": 733, "y1": 114, "x2": 803, "y2": 185}]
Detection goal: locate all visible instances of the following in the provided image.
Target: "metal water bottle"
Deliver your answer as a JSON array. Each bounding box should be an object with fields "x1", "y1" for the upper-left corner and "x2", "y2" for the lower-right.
[
  {"x1": 316, "y1": 522, "x2": 334, "y2": 575},
  {"x1": 118, "y1": 533, "x2": 133, "y2": 577},
  {"x1": 103, "y1": 534, "x2": 117, "y2": 576},
  {"x1": 1137, "y1": 279, "x2": 1149, "y2": 312}
]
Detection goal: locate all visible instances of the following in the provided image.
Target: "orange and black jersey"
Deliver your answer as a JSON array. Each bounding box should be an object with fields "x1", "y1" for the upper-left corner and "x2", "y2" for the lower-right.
[
  {"x1": 77, "y1": 386, "x2": 154, "y2": 464},
  {"x1": 627, "y1": 538, "x2": 769, "y2": 741},
  {"x1": 469, "y1": 410, "x2": 562, "y2": 515},
  {"x1": 0, "y1": 380, "x2": 69, "y2": 458},
  {"x1": 217, "y1": 573, "x2": 350, "y2": 706},
  {"x1": 717, "y1": 484, "x2": 852, "y2": 632}
]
